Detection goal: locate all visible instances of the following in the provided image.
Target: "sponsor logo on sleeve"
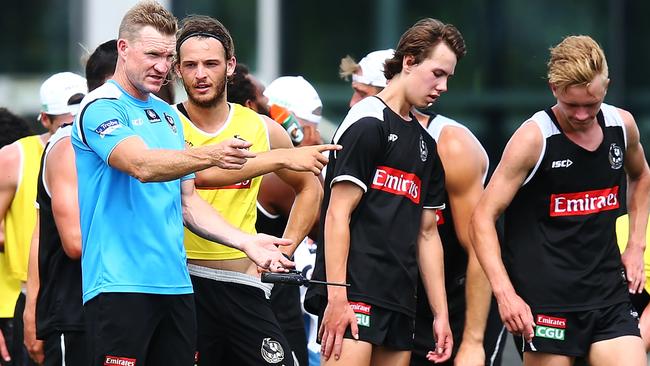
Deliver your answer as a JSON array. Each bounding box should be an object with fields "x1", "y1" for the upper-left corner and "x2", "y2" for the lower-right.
[
  {"x1": 549, "y1": 186, "x2": 619, "y2": 217},
  {"x1": 260, "y1": 338, "x2": 284, "y2": 363},
  {"x1": 534, "y1": 315, "x2": 566, "y2": 341},
  {"x1": 104, "y1": 356, "x2": 136, "y2": 366},
  {"x1": 94, "y1": 119, "x2": 122, "y2": 138},
  {"x1": 350, "y1": 301, "x2": 372, "y2": 327},
  {"x1": 144, "y1": 108, "x2": 161, "y2": 122},
  {"x1": 371, "y1": 166, "x2": 421, "y2": 204},
  {"x1": 609, "y1": 143, "x2": 623, "y2": 169}
]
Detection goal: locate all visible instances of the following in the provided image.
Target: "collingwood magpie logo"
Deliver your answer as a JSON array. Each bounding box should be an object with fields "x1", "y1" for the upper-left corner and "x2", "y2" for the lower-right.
[
  {"x1": 260, "y1": 338, "x2": 284, "y2": 363},
  {"x1": 608, "y1": 143, "x2": 623, "y2": 169},
  {"x1": 419, "y1": 135, "x2": 428, "y2": 162},
  {"x1": 145, "y1": 108, "x2": 161, "y2": 122}
]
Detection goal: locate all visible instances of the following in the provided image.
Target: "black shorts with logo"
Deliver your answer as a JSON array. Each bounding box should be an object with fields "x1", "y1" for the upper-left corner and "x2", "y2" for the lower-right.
[
  {"x1": 191, "y1": 275, "x2": 294, "y2": 366},
  {"x1": 84, "y1": 292, "x2": 196, "y2": 366},
  {"x1": 523, "y1": 301, "x2": 641, "y2": 357},
  {"x1": 316, "y1": 299, "x2": 415, "y2": 351}
]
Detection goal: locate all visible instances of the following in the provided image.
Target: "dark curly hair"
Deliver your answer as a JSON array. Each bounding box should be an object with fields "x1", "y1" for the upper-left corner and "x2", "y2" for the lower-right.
[
  {"x1": 0, "y1": 108, "x2": 33, "y2": 147},
  {"x1": 384, "y1": 18, "x2": 466, "y2": 80},
  {"x1": 227, "y1": 63, "x2": 256, "y2": 106}
]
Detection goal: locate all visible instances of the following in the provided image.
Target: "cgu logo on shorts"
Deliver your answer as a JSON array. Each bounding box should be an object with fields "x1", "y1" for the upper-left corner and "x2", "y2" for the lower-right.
[
  {"x1": 535, "y1": 315, "x2": 566, "y2": 341},
  {"x1": 350, "y1": 301, "x2": 372, "y2": 328},
  {"x1": 371, "y1": 166, "x2": 421, "y2": 204},
  {"x1": 549, "y1": 186, "x2": 619, "y2": 217},
  {"x1": 104, "y1": 356, "x2": 136, "y2": 366}
]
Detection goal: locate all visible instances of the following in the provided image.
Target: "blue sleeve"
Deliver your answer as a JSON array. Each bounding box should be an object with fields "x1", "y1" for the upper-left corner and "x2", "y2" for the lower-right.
[{"x1": 78, "y1": 99, "x2": 138, "y2": 163}]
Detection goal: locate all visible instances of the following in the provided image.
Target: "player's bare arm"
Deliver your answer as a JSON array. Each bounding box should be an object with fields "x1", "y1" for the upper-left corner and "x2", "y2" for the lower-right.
[
  {"x1": 619, "y1": 108, "x2": 650, "y2": 294},
  {"x1": 23, "y1": 214, "x2": 43, "y2": 364},
  {"x1": 470, "y1": 121, "x2": 542, "y2": 341},
  {"x1": 108, "y1": 135, "x2": 256, "y2": 182},
  {"x1": 437, "y1": 126, "x2": 491, "y2": 364},
  {"x1": 47, "y1": 138, "x2": 81, "y2": 259},
  {"x1": 180, "y1": 178, "x2": 293, "y2": 271},
  {"x1": 193, "y1": 116, "x2": 339, "y2": 188},
  {"x1": 0, "y1": 143, "x2": 20, "y2": 251},
  {"x1": 319, "y1": 181, "x2": 363, "y2": 361},
  {"x1": 418, "y1": 208, "x2": 453, "y2": 364}
]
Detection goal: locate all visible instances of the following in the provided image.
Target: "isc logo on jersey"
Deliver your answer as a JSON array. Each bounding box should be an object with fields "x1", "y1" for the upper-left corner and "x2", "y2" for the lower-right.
[
  {"x1": 550, "y1": 186, "x2": 619, "y2": 217},
  {"x1": 371, "y1": 166, "x2": 421, "y2": 204},
  {"x1": 551, "y1": 159, "x2": 573, "y2": 168}
]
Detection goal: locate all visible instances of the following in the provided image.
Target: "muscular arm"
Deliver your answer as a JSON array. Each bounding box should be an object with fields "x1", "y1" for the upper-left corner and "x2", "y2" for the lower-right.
[
  {"x1": 180, "y1": 179, "x2": 293, "y2": 270},
  {"x1": 470, "y1": 121, "x2": 542, "y2": 341},
  {"x1": 108, "y1": 136, "x2": 255, "y2": 183},
  {"x1": 418, "y1": 209, "x2": 453, "y2": 363},
  {"x1": 0, "y1": 143, "x2": 20, "y2": 251},
  {"x1": 194, "y1": 115, "x2": 337, "y2": 188},
  {"x1": 436, "y1": 127, "x2": 491, "y2": 363},
  {"x1": 265, "y1": 117, "x2": 322, "y2": 255},
  {"x1": 619, "y1": 109, "x2": 650, "y2": 293},
  {"x1": 47, "y1": 138, "x2": 81, "y2": 258}
]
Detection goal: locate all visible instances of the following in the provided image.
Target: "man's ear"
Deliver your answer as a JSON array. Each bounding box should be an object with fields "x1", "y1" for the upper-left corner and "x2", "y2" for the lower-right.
[{"x1": 402, "y1": 55, "x2": 416, "y2": 74}]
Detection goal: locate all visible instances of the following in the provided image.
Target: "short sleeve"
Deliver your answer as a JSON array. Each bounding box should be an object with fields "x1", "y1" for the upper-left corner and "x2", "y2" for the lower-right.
[
  {"x1": 329, "y1": 117, "x2": 384, "y2": 192},
  {"x1": 423, "y1": 142, "x2": 446, "y2": 210},
  {"x1": 78, "y1": 100, "x2": 138, "y2": 163}
]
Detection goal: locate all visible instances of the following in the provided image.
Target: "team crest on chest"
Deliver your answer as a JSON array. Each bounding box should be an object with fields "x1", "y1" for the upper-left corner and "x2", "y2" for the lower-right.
[
  {"x1": 608, "y1": 143, "x2": 623, "y2": 169},
  {"x1": 144, "y1": 108, "x2": 161, "y2": 122},
  {"x1": 419, "y1": 134, "x2": 428, "y2": 162}
]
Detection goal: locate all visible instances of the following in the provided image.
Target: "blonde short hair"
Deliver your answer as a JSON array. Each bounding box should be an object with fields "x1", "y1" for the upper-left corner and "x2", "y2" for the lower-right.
[
  {"x1": 547, "y1": 35, "x2": 608, "y2": 91},
  {"x1": 339, "y1": 55, "x2": 360, "y2": 81},
  {"x1": 118, "y1": 1, "x2": 177, "y2": 41}
]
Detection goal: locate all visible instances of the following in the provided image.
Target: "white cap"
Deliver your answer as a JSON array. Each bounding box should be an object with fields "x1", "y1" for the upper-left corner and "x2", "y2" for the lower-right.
[
  {"x1": 264, "y1": 76, "x2": 322, "y2": 124},
  {"x1": 40, "y1": 72, "x2": 88, "y2": 116},
  {"x1": 353, "y1": 49, "x2": 395, "y2": 88}
]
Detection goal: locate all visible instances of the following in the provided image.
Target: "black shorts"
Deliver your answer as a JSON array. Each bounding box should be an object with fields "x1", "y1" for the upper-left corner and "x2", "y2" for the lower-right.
[
  {"x1": 316, "y1": 299, "x2": 414, "y2": 350},
  {"x1": 84, "y1": 292, "x2": 196, "y2": 366},
  {"x1": 191, "y1": 274, "x2": 294, "y2": 366},
  {"x1": 411, "y1": 296, "x2": 507, "y2": 366},
  {"x1": 270, "y1": 283, "x2": 308, "y2": 366},
  {"x1": 523, "y1": 302, "x2": 641, "y2": 357}
]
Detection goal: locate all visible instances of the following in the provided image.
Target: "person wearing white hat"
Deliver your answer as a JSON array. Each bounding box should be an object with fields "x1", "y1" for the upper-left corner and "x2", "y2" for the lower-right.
[
  {"x1": 0, "y1": 71, "x2": 86, "y2": 365},
  {"x1": 339, "y1": 49, "x2": 394, "y2": 108},
  {"x1": 264, "y1": 76, "x2": 324, "y2": 147}
]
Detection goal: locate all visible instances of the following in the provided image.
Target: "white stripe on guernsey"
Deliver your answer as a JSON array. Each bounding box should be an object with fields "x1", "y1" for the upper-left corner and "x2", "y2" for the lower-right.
[
  {"x1": 488, "y1": 325, "x2": 507, "y2": 366},
  {"x1": 332, "y1": 96, "x2": 385, "y2": 145},
  {"x1": 522, "y1": 110, "x2": 558, "y2": 186},
  {"x1": 42, "y1": 125, "x2": 72, "y2": 198},
  {"x1": 601, "y1": 103, "x2": 627, "y2": 148},
  {"x1": 426, "y1": 114, "x2": 491, "y2": 184},
  {"x1": 256, "y1": 201, "x2": 281, "y2": 219},
  {"x1": 423, "y1": 204, "x2": 446, "y2": 210},
  {"x1": 330, "y1": 175, "x2": 368, "y2": 193}
]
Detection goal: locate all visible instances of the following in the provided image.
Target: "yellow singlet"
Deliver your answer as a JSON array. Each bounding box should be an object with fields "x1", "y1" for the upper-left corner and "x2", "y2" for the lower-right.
[
  {"x1": 615, "y1": 214, "x2": 650, "y2": 293},
  {"x1": 0, "y1": 253, "x2": 21, "y2": 317},
  {"x1": 4, "y1": 135, "x2": 43, "y2": 281},
  {"x1": 176, "y1": 103, "x2": 270, "y2": 260}
]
